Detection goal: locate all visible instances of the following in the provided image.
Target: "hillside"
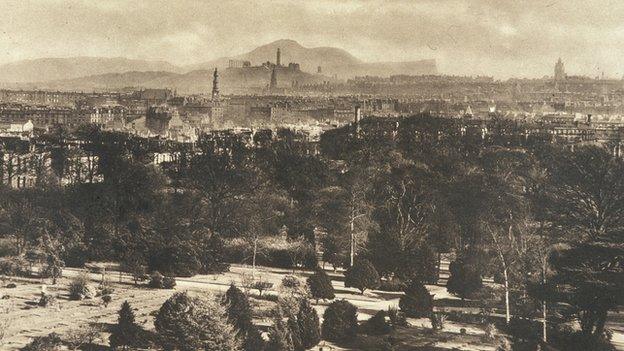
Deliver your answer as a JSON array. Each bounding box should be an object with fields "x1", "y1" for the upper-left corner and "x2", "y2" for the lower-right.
[{"x1": 0, "y1": 57, "x2": 182, "y2": 83}]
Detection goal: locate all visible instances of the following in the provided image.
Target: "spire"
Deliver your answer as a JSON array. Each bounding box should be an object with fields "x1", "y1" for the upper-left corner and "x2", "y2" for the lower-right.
[{"x1": 212, "y1": 68, "x2": 219, "y2": 100}]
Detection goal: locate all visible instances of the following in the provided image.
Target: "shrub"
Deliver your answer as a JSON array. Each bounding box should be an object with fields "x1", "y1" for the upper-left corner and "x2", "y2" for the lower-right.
[
  {"x1": 149, "y1": 272, "x2": 175, "y2": 289},
  {"x1": 155, "y1": 292, "x2": 241, "y2": 351},
  {"x1": 306, "y1": 269, "x2": 335, "y2": 303},
  {"x1": 387, "y1": 306, "x2": 408, "y2": 328},
  {"x1": 297, "y1": 298, "x2": 321, "y2": 349},
  {"x1": 362, "y1": 311, "x2": 392, "y2": 335},
  {"x1": 64, "y1": 325, "x2": 101, "y2": 350},
  {"x1": 379, "y1": 279, "x2": 407, "y2": 292},
  {"x1": 399, "y1": 281, "x2": 433, "y2": 318},
  {"x1": 68, "y1": 273, "x2": 94, "y2": 300},
  {"x1": 20, "y1": 333, "x2": 63, "y2": 351},
  {"x1": 252, "y1": 280, "x2": 273, "y2": 297},
  {"x1": 101, "y1": 294, "x2": 112, "y2": 307},
  {"x1": 224, "y1": 237, "x2": 317, "y2": 269},
  {"x1": 163, "y1": 276, "x2": 176, "y2": 289},
  {"x1": 446, "y1": 259, "x2": 483, "y2": 300},
  {"x1": 223, "y1": 285, "x2": 253, "y2": 331},
  {"x1": 37, "y1": 293, "x2": 57, "y2": 308},
  {"x1": 0, "y1": 256, "x2": 29, "y2": 277},
  {"x1": 430, "y1": 312, "x2": 447, "y2": 331},
  {"x1": 109, "y1": 301, "x2": 140, "y2": 350},
  {"x1": 321, "y1": 300, "x2": 358, "y2": 342},
  {"x1": 6, "y1": 283, "x2": 16, "y2": 288},
  {"x1": 344, "y1": 258, "x2": 380, "y2": 294}
]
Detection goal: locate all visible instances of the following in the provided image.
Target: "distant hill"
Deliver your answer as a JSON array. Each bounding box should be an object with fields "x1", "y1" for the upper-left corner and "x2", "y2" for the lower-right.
[
  {"x1": 0, "y1": 57, "x2": 182, "y2": 83},
  {"x1": 188, "y1": 39, "x2": 437, "y2": 78},
  {"x1": 0, "y1": 39, "x2": 437, "y2": 89}
]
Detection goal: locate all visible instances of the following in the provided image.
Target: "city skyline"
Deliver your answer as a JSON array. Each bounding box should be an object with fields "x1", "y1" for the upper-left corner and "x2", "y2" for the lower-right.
[{"x1": 2, "y1": 0, "x2": 624, "y2": 79}]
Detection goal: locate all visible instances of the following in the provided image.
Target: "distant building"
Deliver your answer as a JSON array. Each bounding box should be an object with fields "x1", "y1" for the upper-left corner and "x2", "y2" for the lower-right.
[{"x1": 554, "y1": 58, "x2": 566, "y2": 81}]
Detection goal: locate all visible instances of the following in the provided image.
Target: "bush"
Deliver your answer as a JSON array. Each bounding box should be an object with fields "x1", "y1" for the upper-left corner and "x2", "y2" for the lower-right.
[
  {"x1": 387, "y1": 306, "x2": 408, "y2": 328},
  {"x1": 20, "y1": 333, "x2": 63, "y2": 351},
  {"x1": 163, "y1": 276, "x2": 176, "y2": 289},
  {"x1": 399, "y1": 281, "x2": 433, "y2": 318},
  {"x1": 362, "y1": 311, "x2": 392, "y2": 335},
  {"x1": 109, "y1": 301, "x2": 141, "y2": 350},
  {"x1": 155, "y1": 292, "x2": 241, "y2": 350},
  {"x1": 446, "y1": 258, "x2": 483, "y2": 299},
  {"x1": 101, "y1": 294, "x2": 112, "y2": 307},
  {"x1": 0, "y1": 256, "x2": 29, "y2": 277},
  {"x1": 307, "y1": 269, "x2": 335, "y2": 303},
  {"x1": 344, "y1": 258, "x2": 380, "y2": 294},
  {"x1": 321, "y1": 300, "x2": 358, "y2": 342},
  {"x1": 379, "y1": 279, "x2": 407, "y2": 292},
  {"x1": 430, "y1": 312, "x2": 447, "y2": 331},
  {"x1": 37, "y1": 293, "x2": 57, "y2": 308},
  {"x1": 252, "y1": 280, "x2": 273, "y2": 297},
  {"x1": 68, "y1": 273, "x2": 94, "y2": 300},
  {"x1": 149, "y1": 271, "x2": 175, "y2": 289}
]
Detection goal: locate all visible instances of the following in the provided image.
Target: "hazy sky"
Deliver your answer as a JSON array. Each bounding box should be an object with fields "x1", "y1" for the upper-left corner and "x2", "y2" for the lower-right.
[{"x1": 1, "y1": 0, "x2": 623, "y2": 78}]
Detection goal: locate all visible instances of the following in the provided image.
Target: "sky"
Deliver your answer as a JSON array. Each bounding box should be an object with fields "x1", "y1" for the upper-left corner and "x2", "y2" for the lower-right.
[{"x1": 1, "y1": 0, "x2": 623, "y2": 78}]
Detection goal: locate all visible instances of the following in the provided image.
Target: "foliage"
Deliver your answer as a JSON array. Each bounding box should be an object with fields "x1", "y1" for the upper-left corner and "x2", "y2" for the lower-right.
[
  {"x1": 109, "y1": 301, "x2": 140, "y2": 350},
  {"x1": 68, "y1": 272, "x2": 94, "y2": 300},
  {"x1": 361, "y1": 311, "x2": 392, "y2": 335},
  {"x1": 344, "y1": 258, "x2": 380, "y2": 294},
  {"x1": 386, "y1": 306, "x2": 408, "y2": 328},
  {"x1": 296, "y1": 298, "x2": 321, "y2": 349},
  {"x1": 429, "y1": 312, "x2": 447, "y2": 331},
  {"x1": 446, "y1": 258, "x2": 483, "y2": 299},
  {"x1": 223, "y1": 285, "x2": 264, "y2": 351},
  {"x1": 399, "y1": 281, "x2": 433, "y2": 318},
  {"x1": 155, "y1": 292, "x2": 241, "y2": 351},
  {"x1": 20, "y1": 333, "x2": 63, "y2": 351},
  {"x1": 306, "y1": 269, "x2": 334, "y2": 302},
  {"x1": 64, "y1": 324, "x2": 101, "y2": 350},
  {"x1": 37, "y1": 293, "x2": 57, "y2": 308},
  {"x1": 252, "y1": 280, "x2": 273, "y2": 297},
  {"x1": 321, "y1": 300, "x2": 358, "y2": 342}
]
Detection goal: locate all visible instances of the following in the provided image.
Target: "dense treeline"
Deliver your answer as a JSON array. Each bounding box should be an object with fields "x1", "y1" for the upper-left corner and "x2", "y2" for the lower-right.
[{"x1": 1, "y1": 115, "x2": 623, "y2": 348}]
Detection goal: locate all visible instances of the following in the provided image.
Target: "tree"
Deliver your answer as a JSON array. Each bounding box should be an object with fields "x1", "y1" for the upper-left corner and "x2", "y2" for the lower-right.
[
  {"x1": 224, "y1": 285, "x2": 253, "y2": 331},
  {"x1": 399, "y1": 281, "x2": 434, "y2": 318},
  {"x1": 306, "y1": 269, "x2": 335, "y2": 303},
  {"x1": 40, "y1": 234, "x2": 64, "y2": 285},
  {"x1": 543, "y1": 146, "x2": 624, "y2": 341},
  {"x1": 155, "y1": 292, "x2": 241, "y2": 351},
  {"x1": 109, "y1": 301, "x2": 140, "y2": 350},
  {"x1": 344, "y1": 258, "x2": 379, "y2": 294},
  {"x1": 446, "y1": 258, "x2": 482, "y2": 300},
  {"x1": 321, "y1": 300, "x2": 358, "y2": 343},
  {"x1": 222, "y1": 285, "x2": 264, "y2": 351},
  {"x1": 296, "y1": 299, "x2": 320, "y2": 349}
]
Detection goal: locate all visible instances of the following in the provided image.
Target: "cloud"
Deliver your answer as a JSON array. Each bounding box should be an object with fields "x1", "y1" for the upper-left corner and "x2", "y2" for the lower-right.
[{"x1": 1, "y1": 0, "x2": 623, "y2": 78}]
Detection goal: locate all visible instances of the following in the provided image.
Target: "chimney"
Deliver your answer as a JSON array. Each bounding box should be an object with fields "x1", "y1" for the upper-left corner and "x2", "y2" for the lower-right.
[{"x1": 276, "y1": 48, "x2": 281, "y2": 66}]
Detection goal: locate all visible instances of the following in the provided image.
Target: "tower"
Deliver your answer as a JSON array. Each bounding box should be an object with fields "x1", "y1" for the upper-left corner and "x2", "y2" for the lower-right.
[
  {"x1": 554, "y1": 58, "x2": 565, "y2": 81},
  {"x1": 276, "y1": 48, "x2": 281, "y2": 66},
  {"x1": 212, "y1": 68, "x2": 220, "y2": 100},
  {"x1": 270, "y1": 68, "x2": 277, "y2": 90}
]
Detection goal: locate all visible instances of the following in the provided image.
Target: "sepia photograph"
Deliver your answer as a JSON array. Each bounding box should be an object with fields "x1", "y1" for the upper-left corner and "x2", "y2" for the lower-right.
[{"x1": 0, "y1": 0, "x2": 623, "y2": 350}]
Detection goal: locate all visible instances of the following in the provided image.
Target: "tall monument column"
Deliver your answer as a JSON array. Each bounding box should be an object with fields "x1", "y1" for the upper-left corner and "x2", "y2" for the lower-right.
[
  {"x1": 276, "y1": 48, "x2": 281, "y2": 66},
  {"x1": 212, "y1": 68, "x2": 220, "y2": 100}
]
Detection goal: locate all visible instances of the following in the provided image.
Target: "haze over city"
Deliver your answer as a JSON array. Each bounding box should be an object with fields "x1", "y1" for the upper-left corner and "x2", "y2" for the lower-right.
[{"x1": 2, "y1": 0, "x2": 624, "y2": 78}]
